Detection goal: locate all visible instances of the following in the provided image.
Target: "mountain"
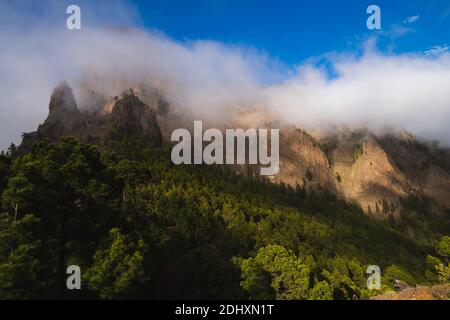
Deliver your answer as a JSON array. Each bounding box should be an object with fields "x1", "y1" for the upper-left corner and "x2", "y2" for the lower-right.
[
  {"x1": 271, "y1": 124, "x2": 450, "y2": 220},
  {"x1": 2, "y1": 81, "x2": 448, "y2": 300},
  {"x1": 20, "y1": 82, "x2": 162, "y2": 152},
  {"x1": 19, "y1": 82, "x2": 450, "y2": 223}
]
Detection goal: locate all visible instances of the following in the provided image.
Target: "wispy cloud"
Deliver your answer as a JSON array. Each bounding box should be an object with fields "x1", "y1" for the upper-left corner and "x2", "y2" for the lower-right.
[
  {"x1": 403, "y1": 15, "x2": 420, "y2": 24},
  {"x1": 387, "y1": 25, "x2": 414, "y2": 39},
  {"x1": 424, "y1": 45, "x2": 449, "y2": 56},
  {"x1": 442, "y1": 9, "x2": 450, "y2": 20}
]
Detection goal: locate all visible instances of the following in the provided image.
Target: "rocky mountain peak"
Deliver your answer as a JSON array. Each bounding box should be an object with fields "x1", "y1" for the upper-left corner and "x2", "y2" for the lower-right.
[
  {"x1": 47, "y1": 81, "x2": 80, "y2": 122},
  {"x1": 20, "y1": 82, "x2": 162, "y2": 151},
  {"x1": 108, "y1": 92, "x2": 162, "y2": 145},
  {"x1": 18, "y1": 82, "x2": 87, "y2": 148}
]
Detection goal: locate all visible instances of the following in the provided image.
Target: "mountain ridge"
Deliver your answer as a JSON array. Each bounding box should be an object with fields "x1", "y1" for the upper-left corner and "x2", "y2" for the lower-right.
[{"x1": 19, "y1": 82, "x2": 450, "y2": 222}]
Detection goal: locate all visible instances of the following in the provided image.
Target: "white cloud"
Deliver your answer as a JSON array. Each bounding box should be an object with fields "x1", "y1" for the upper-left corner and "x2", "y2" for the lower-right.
[
  {"x1": 1, "y1": 2, "x2": 450, "y2": 150},
  {"x1": 403, "y1": 15, "x2": 420, "y2": 24},
  {"x1": 424, "y1": 45, "x2": 449, "y2": 56},
  {"x1": 266, "y1": 51, "x2": 450, "y2": 145}
]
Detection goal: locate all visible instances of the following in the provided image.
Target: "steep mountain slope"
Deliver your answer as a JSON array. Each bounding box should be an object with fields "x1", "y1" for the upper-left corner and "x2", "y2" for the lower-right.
[
  {"x1": 275, "y1": 127, "x2": 340, "y2": 194},
  {"x1": 6, "y1": 81, "x2": 449, "y2": 300},
  {"x1": 221, "y1": 106, "x2": 450, "y2": 220},
  {"x1": 281, "y1": 127, "x2": 450, "y2": 219},
  {"x1": 379, "y1": 133, "x2": 450, "y2": 210},
  {"x1": 323, "y1": 129, "x2": 450, "y2": 219},
  {"x1": 327, "y1": 130, "x2": 412, "y2": 219}
]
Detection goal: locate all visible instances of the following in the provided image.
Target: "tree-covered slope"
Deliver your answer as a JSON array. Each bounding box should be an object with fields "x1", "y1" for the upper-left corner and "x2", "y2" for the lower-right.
[{"x1": 0, "y1": 137, "x2": 448, "y2": 299}]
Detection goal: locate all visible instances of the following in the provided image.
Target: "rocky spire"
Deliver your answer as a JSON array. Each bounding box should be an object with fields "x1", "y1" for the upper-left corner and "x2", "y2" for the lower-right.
[
  {"x1": 46, "y1": 81, "x2": 80, "y2": 123},
  {"x1": 34, "y1": 81, "x2": 86, "y2": 142}
]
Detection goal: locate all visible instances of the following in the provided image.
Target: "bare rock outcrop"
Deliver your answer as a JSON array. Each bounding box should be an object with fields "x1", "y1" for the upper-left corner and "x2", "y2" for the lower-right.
[{"x1": 20, "y1": 83, "x2": 162, "y2": 152}]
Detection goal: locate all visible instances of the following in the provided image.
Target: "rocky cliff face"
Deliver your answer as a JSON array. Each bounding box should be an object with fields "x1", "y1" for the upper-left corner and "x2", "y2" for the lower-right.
[
  {"x1": 227, "y1": 108, "x2": 449, "y2": 219},
  {"x1": 327, "y1": 130, "x2": 411, "y2": 219},
  {"x1": 21, "y1": 82, "x2": 87, "y2": 149},
  {"x1": 379, "y1": 133, "x2": 450, "y2": 210},
  {"x1": 20, "y1": 83, "x2": 162, "y2": 152},
  {"x1": 20, "y1": 81, "x2": 450, "y2": 220},
  {"x1": 274, "y1": 127, "x2": 340, "y2": 195},
  {"x1": 282, "y1": 126, "x2": 450, "y2": 219}
]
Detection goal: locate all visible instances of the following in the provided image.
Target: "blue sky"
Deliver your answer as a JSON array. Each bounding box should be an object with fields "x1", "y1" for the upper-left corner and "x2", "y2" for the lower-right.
[
  {"x1": 2, "y1": 0, "x2": 448, "y2": 64},
  {"x1": 128, "y1": 0, "x2": 450, "y2": 64}
]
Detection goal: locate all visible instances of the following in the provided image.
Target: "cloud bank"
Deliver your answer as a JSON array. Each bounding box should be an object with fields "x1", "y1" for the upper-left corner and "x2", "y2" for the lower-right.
[
  {"x1": 268, "y1": 52, "x2": 450, "y2": 142},
  {"x1": 1, "y1": 0, "x2": 450, "y2": 150}
]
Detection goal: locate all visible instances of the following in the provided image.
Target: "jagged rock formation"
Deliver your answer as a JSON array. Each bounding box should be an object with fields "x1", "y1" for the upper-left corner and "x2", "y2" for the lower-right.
[
  {"x1": 20, "y1": 83, "x2": 162, "y2": 152},
  {"x1": 21, "y1": 81, "x2": 87, "y2": 149}
]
